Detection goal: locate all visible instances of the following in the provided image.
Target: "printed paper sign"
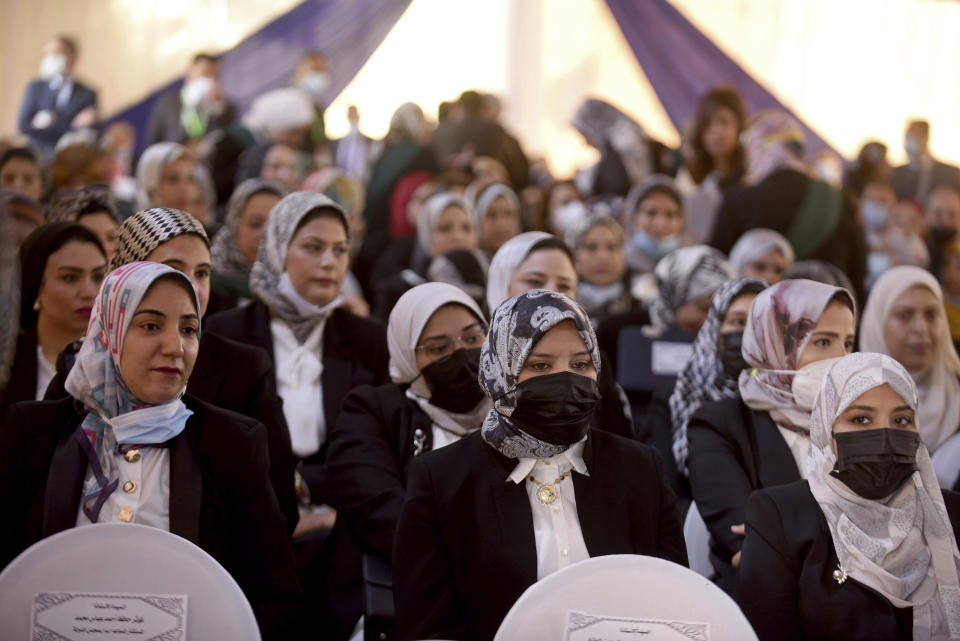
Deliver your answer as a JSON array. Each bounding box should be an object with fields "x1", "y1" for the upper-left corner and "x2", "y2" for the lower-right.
[
  {"x1": 651, "y1": 341, "x2": 694, "y2": 377},
  {"x1": 564, "y1": 610, "x2": 710, "y2": 641},
  {"x1": 32, "y1": 592, "x2": 186, "y2": 641}
]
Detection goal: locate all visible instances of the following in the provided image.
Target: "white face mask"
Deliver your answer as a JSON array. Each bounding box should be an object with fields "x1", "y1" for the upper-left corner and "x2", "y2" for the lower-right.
[
  {"x1": 182, "y1": 76, "x2": 213, "y2": 108},
  {"x1": 40, "y1": 53, "x2": 67, "y2": 79},
  {"x1": 752, "y1": 356, "x2": 843, "y2": 410},
  {"x1": 551, "y1": 200, "x2": 587, "y2": 237},
  {"x1": 299, "y1": 71, "x2": 330, "y2": 99}
]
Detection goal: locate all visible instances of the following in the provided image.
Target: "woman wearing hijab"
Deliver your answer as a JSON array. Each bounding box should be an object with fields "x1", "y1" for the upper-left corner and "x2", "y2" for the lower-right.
[
  {"x1": 46, "y1": 207, "x2": 300, "y2": 536},
  {"x1": 861, "y1": 266, "x2": 960, "y2": 488},
  {"x1": 728, "y1": 228, "x2": 795, "y2": 285},
  {"x1": 622, "y1": 175, "x2": 691, "y2": 282},
  {"x1": 687, "y1": 279, "x2": 857, "y2": 593},
  {"x1": 209, "y1": 178, "x2": 286, "y2": 315},
  {"x1": 738, "y1": 352, "x2": 960, "y2": 641},
  {"x1": 393, "y1": 290, "x2": 687, "y2": 641},
  {"x1": 135, "y1": 142, "x2": 195, "y2": 212},
  {"x1": 205, "y1": 192, "x2": 389, "y2": 518},
  {"x1": 322, "y1": 282, "x2": 490, "y2": 640},
  {"x1": 572, "y1": 215, "x2": 635, "y2": 323},
  {"x1": 708, "y1": 110, "x2": 867, "y2": 303},
  {"x1": 472, "y1": 181, "x2": 523, "y2": 254},
  {"x1": 46, "y1": 186, "x2": 122, "y2": 262},
  {"x1": 646, "y1": 245, "x2": 735, "y2": 335},
  {"x1": 0, "y1": 262, "x2": 301, "y2": 640},
  {"x1": 1, "y1": 223, "x2": 106, "y2": 417}
]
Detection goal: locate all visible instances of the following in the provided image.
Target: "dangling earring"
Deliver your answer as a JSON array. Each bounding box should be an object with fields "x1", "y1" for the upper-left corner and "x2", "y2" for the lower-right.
[{"x1": 33, "y1": 299, "x2": 40, "y2": 311}]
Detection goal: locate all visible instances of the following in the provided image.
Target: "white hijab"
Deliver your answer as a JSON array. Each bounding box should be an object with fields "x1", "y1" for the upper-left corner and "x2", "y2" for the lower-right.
[
  {"x1": 387, "y1": 282, "x2": 490, "y2": 436},
  {"x1": 485, "y1": 231, "x2": 553, "y2": 312},
  {"x1": 808, "y1": 352, "x2": 960, "y2": 641},
  {"x1": 135, "y1": 142, "x2": 189, "y2": 210},
  {"x1": 728, "y1": 228, "x2": 795, "y2": 277},
  {"x1": 860, "y1": 266, "x2": 960, "y2": 454}
]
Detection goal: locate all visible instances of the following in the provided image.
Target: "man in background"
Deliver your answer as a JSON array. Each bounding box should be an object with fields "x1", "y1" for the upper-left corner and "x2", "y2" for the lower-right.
[{"x1": 892, "y1": 119, "x2": 960, "y2": 201}]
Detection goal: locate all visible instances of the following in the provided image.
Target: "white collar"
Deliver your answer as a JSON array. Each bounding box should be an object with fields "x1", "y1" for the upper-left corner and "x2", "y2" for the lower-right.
[{"x1": 507, "y1": 436, "x2": 590, "y2": 484}]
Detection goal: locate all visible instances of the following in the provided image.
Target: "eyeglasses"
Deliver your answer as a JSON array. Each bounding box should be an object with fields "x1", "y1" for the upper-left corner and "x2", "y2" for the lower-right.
[{"x1": 415, "y1": 323, "x2": 487, "y2": 359}]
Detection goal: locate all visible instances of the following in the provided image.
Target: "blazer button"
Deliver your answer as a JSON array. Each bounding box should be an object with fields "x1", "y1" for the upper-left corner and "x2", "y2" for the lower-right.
[
  {"x1": 123, "y1": 480, "x2": 136, "y2": 494},
  {"x1": 124, "y1": 449, "x2": 141, "y2": 463}
]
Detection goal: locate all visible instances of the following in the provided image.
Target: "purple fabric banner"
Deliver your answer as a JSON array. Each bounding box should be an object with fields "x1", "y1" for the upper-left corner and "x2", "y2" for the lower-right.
[
  {"x1": 108, "y1": 0, "x2": 412, "y2": 155},
  {"x1": 604, "y1": 0, "x2": 836, "y2": 157}
]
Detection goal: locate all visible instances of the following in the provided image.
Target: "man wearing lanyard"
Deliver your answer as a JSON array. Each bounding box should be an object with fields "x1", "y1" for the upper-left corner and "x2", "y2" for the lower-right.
[{"x1": 17, "y1": 35, "x2": 98, "y2": 160}]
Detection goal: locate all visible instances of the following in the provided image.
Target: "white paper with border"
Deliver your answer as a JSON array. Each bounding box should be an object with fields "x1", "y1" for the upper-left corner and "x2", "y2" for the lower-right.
[
  {"x1": 651, "y1": 341, "x2": 693, "y2": 377},
  {"x1": 31, "y1": 592, "x2": 187, "y2": 641},
  {"x1": 564, "y1": 609, "x2": 710, "y2": 641}
]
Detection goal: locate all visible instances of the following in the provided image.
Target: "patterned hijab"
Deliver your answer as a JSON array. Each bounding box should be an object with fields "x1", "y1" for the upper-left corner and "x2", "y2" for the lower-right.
[
  {"x1": 860, "y1": 266, "x2": 960, "y2": 454},
  {"x1": 249, "y1": 191, "x2": 349, "y2": 343},
  {"x1": 109, "y1": 207, "x2": 209, "y2": 271},
  {"x1": 670, "y1": 277, "x2": 767, "y2": 473},
  {"x1": 738, "y1": 279, "x2": 856, "y2": 431},
  {"x1": 210, "y1": 178, "x2": 286, "y2": 284},
  {"x1": 64, "y1": 262, "x2": 199, "y2": 522},
  {"x1": 416, "y1": 192, "x2": 476, "y2": 258},
  {"x1": 743, "y1": 109, "x2": 807, "y2": 186},
  {"x1": 808, "y1": 352, "x2": 960, "y2": 641},
  {"x1": 648, "y1": 245, "x2": 734, "y2": 332},
  {"x1": 479, "y1": 290, "x2": 601, "y2": 459},
  {"x1": 728, "y1": 228, "x2": 795, "y2": 277},
  {"x1": 485, "y1": 231, "x2": 553, "y2": 312}
]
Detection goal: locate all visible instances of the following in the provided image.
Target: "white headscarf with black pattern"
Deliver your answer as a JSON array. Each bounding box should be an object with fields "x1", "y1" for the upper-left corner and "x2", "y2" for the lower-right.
[
  {"x1": 210, "y1": 178, "x2": 286, "y2": 284},
  {"x1": 109, "y1": 207, "x2": 209, "y2": 271},
  {"x1": 670, "y1": 277, "x2": 767, "y2": 474},
  {"x1": 648, "y1": 245, "x2": 734, "y2": 332},
  {"x1": 479, "y1": 289, "x2": 601, "y2": 459}
]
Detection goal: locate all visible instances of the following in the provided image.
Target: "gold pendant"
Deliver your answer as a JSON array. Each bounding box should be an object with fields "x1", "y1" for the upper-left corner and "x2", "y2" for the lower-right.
[{"x1": 536, "y1": 485, "x2": 559, "y2": 505}]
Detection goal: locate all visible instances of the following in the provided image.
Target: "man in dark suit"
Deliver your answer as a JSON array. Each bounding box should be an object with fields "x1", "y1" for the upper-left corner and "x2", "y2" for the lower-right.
[
  {"x1": 17, "y1": 35, "x2": 98, "y2": 159},
  {"x1": 144, "y1": 53, "x2": 235, "y2": 149},
  {"x1": 892, "y1": 119, "x2": 960, "y2": 201}
]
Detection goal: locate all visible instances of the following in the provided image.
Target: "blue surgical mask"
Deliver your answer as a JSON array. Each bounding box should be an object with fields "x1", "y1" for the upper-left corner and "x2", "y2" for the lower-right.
[
  {"x1": 632, "y1": 229, "x2": 681, "y2": 259},
  {"x1": 299, "y1": 71, "x2": 330, "y2": 100},
  {"x1": 105, "y1": 401, "x2": 193, "y2": 445},
  {"x1": 904, "y1": 135, "x2": 919, "y2": 164},
  {"x1": 861, "y1": 200, "x2": 889, "y2": 231},
  {"x1": 868, "y1": 252, "x2": 893, "y2": 279}
]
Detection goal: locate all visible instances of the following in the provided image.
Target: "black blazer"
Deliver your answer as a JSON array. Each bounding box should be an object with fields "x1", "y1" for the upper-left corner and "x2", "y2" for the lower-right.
[
  {"x1": 322, "y1": 383, "x2": 436, "y2": 640},
  {"x1": 44, "y1": 331, "x2": 300, "y2": 536},
  {"x1": 687, "y1": 396, "x2": 801, "y2": 592},
  {"x1": 205, "y1": 301, "x2": 390, "y2": 503},
  {"x1": 144, "y1": 86, "x2": 236, "y2": 148},
  {"x1": 17, "y1": 77, "x2": 97, "y2": 154},
  {"x1": 393, "y1": 429, "x2": 688, "y2": 641},
  {"x1": 0, "y1": 395, "x2": 302, "y2": 641},
  {"x1": 892, "y1": 161, "x2": 960, "y2": 201},
  {"x1": 738, "y1": 480, "x2": 960, "y2": 641},
  {"x1": 0, "y1": 330, "x2": 40, "y2": 419}
]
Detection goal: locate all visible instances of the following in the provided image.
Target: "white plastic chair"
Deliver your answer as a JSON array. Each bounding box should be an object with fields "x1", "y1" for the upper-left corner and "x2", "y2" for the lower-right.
[
  {"x1": 684, "y1": 501, "x2": 714, "y2": 578},
  {"x1": 494, "y1": 554, "x2": 757, "y2": 641},
  {"x1": 0, "y1": 523, "x2": 260, "y2": 640}
]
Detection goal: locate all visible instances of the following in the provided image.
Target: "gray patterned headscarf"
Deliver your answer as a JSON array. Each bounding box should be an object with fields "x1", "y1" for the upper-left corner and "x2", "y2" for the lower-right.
[
  {"x1": 109, "y1": 207, "x2": 209, "y2": 271},
  {"x1": 808, "y1": 352, "x2": 960, "y2": 641},
  {"x1": 249, "y1": 191, "x2": 349, "y2": 343},
  {"x1": 210, "y1": 178, "x2": 286, "y2": 284},
  {"x1": 479, "y1": 289, "x2": 601, "y2": 459},
  {"x1": 648, "y1": 245, "x2": 734, "y2": 331}
]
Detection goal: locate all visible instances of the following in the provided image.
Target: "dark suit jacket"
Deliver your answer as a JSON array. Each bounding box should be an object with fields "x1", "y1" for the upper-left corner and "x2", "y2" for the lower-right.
[
  {"x1": 0, "y1": 330, "x2": 40, "y2": 419},
  {"x1": 892, "y1": 160, "x2": 960, "y2": 201},
  {"x1": 687, "y1": 396, "x2": 801, "y2": 592},
  {"x1": 144, "y1": 86, "x2": 236, "y2": 148},
  {"x1": 44, "y1": 331, "x2": 300, "y2": 536},
  {"x1": 322, "y1": 383, "x2": 436, "y2": 640},
  {"x1": 17, "y1": 77, "x2": 97, "y2": 154},
  {"x1": 205, "y1": 301, "x2": 390, "y2": 503},
  {"x1": 393, "y1": 429, "x2": 688, "y2": 641},
  {"x1": 739, "y1": 480, "x2": 960, "y2": 641},
  {"x1": 708, "y1": 169, "x2": 867, "y2": 304},
  {"x1": 0, "y1": 395, "x2": 302, "y2": 641}
]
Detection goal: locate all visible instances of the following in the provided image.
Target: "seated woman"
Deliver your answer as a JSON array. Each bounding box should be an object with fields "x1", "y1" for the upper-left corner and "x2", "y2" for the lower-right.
[
  {"x1": 472, "y1": 181, "x2": 522, "y2": 254},
  {"x1": 135, "y1": 142, "x2": 194, "y2": 211},
  {"x1": 738, "y1": 352, "x2": 960, "y2": 641},
  {"x1": 727, "y1": 228, "x2": 794, "y2": 285},
  {"x1": 646, "y1": 245, "x2": 734, "y2": 335},
  {"x1": 687, "y1": 279, "x2": 856, "y2": 593},
  {"x1": 487, "y1": 231, "x2": 632, "y2": 438},
  {"x1": 572, "y1": 215, "x2": 635, "y2": 323},
  {"x1": 1, "y1": 223, "x2": 105, "y2": 417},
  {"x1": 393, "y1": 290, "x2": 687, "y2": 641},
  {"x1": 46, "y1": 186, "x2": 122, "y2": 262},
  {"x1": 206, "y1": 191, "x2": 389, "y2": 519},
  {"x1": 861, "y1": 266, "x2": 960, "y2": 488},
  {"x1": 209, "y1": 178, "x2": 286, "y2": 315},
  {"x1": 323, "y1": 282, "x2": 490, "y2": 640},
  {"x1": 0, "y1": 262, "x2": 301, "y2": 640},
  {"x1": 622, "y1": 175, "x2": 691, "y2": 288}
]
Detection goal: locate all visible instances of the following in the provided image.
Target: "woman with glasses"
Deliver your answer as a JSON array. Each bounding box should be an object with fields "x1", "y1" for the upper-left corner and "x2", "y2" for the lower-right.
[{"x1": 322, "y1": 282, "x2": 489, "y2": 640}]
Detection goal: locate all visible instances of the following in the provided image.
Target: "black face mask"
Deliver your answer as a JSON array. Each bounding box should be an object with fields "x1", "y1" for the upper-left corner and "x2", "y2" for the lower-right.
[
  {"x1": 420, "y1": 348, "x2": 485, "y2": 413},
  {"x1": 720, "y1": 331, "x2": 748, "y2": 379},
  {"x1": 831, "y1": 428, "x2": 920, "y2": 500},
  {"x1": 929, "y1": 226, "x2": 959, "y2": 245},
  {"x1": 508, "y1": 372, "x2": 600, "y2": 446}
]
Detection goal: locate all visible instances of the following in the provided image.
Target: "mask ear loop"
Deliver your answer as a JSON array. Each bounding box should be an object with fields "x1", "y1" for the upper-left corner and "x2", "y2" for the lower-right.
[{"x1": 748, "y1": 367, "x2": 800, "y2": 401}]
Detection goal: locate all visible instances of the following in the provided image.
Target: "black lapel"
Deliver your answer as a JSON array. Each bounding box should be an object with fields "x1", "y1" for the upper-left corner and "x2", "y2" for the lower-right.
[
  {"x1": 168, "y1": 418, "x2": 202, "y2": 544},
  {"x1": 248, "y1": 302, "x2": 275, "y2": 362},
  {"x1": 751, "y1": 410, "x2": 802, "y2": 487},
  {"x1": 321, "y1": 311, "x2": 356, "y2": 428},
  {"x1": 6, "y1": 331, "x2": 39, "y2": 408},
  {"x1": 185, "y1": 337, "x2": 218, "y2": 400},
  {"x1": 41, "y1": 419, "x2": 87, "y2": 537},
  {"x1": 573, "y1": 434, "x2": 632, "y2": 556},
  {"x1": 483, "y1": 443, "x2": 537, "y2": 589}
]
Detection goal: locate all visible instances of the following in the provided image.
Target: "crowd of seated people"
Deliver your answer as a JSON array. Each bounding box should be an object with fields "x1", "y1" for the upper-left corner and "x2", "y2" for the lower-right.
[{"x1": 5, "y1": 32, "x2": 960, "y2": 641}]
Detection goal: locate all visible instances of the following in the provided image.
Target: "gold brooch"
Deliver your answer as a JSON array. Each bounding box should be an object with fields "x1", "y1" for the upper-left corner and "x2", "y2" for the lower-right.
[{"x1": 528, "y1": 468, "x2": 573, "y2": 506}]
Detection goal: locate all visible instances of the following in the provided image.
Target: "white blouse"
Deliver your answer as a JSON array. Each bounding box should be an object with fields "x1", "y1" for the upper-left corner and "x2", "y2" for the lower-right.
[
  {"x1": 271, "y1": 318, "x2": 327, "y2": 458},
  {"x1": 508, "y1": 440, "x2": 590, "y2": 580},
  {"x1": 76, "y1": 447, "x2": 171, "y2": 530},
  {"x1": 35, "y1": 345, "x2": 55, "y2": 401}
]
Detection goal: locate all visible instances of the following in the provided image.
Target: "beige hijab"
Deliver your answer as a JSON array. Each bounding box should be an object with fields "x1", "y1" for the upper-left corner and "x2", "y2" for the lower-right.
[{"x1": 860, "y1": 266, "x2": 960, "y2": 453}]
